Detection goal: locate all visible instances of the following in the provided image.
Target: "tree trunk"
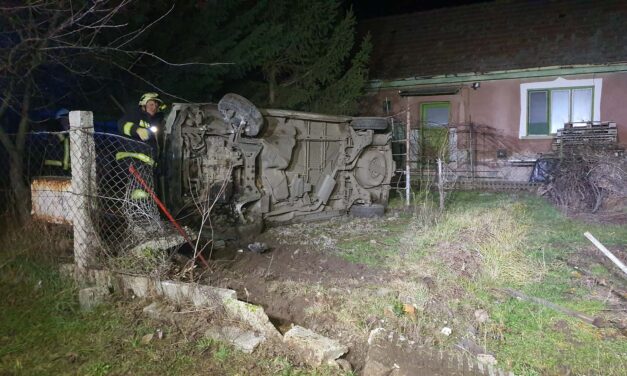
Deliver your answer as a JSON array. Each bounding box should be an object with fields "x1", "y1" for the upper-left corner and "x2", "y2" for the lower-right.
[
  {"x1": 267, "y1": 67, "x2": 277, "y2": 106},
  {"x1": 8, "y1": 153, "x2": 30, "y2": 223},
  {"x1": 0, "y1": 82, "x2": 32, "y2": 224}
]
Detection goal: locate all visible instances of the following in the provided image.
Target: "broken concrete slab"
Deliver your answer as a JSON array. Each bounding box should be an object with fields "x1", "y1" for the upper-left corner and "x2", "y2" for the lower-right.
[
  {"x1": 67, "y1": 267, "x2": 281, "y2": 344},
  {"x1": 78, "y1": 286, "x2": 110, "y2": 311},
  {"x1": 223, "y1": 299, "x2": 282, "y2": 340},
  {"x1": 283, "y1": 325, "x2": 348, "y2": 367},
  {"x1": 204, "y1": 326, "x2": 265, "y2": 354},
  {"x1": 156, "y1": 280, "x2": 236, "y2": 307},
  {"x1": 100, "y1": 273, "x2": 279, "y2": 339},
  {"x1": 60, "y1": 264, "x2": 114, "y2": 289},
  {"x1": 120, "y1": 275, "x2": 152, "y2": 298},
  {"x1": 128, "y1": 233, "x2": 186, "y2": 257}
]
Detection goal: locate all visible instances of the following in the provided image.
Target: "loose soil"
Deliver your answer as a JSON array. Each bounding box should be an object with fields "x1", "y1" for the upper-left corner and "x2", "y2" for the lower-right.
[
  {"x1": 201, "y1": 217, "x2": 399, "y2": 368},
  {"x1": 195, "y1": 211, "x2": 627, "y2": 373}
]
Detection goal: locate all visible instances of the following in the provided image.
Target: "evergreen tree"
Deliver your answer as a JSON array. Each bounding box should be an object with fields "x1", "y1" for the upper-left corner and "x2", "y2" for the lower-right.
[
  {"x1": 126, "y1": 1, "x2": 371, "y2": 115},
  {"x1": 241, "y1": 0, "x2": 372, "y2": 115}
]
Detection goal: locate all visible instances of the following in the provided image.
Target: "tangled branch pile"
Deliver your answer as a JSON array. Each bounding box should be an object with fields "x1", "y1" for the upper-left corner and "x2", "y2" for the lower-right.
[{"x1": 540, "y1": 148, "x2": 626, "y2": 214}]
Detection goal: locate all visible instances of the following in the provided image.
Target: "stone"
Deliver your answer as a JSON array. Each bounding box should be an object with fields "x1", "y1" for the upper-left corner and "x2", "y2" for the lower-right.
[
  {"x1": 152, "y1": 280, "x2": 237, "y2": 308},
  {"x1": 141, "y1": 333, "x2": 154, "y2": 345},
  {"x1": 333, "y1": 359, "x2": 352, "y2": 372},
  {"x1": 440, "y1": 326, "x2": 452, "y2": 336},
  {"x1": 283, "y1": 325, "x2": 348, "y2": 367},
  {"x1": 456, "y1": 338, "x2": 485, "y2": 356},
  {"x1": 119, "y1": 275, "x2": 151, "y2": 298},
  {"x1": 142, "y1": 301, "x2": 173, "y2": 321},
  {"x1": 78, "y1": 286, "x2": 109, "y2": 311},
  {"x1": 474, "y1": 309, "x2": 489, "y2": 324},
  {"x1": 368, "y1": 328, "x2": 386, "y2": 345},
  {"x1": 223, "y1": 299, "x2": 282, "y2": 339},
  {"x1": 204, "y1": 326, "x2": 265, "y2": 354},
  {"x1": 477, "y1": 353, "x2": 497, "y2": 366}
]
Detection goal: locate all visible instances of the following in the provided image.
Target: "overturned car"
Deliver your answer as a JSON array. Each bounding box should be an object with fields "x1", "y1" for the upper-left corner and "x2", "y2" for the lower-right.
[{"x1": 162, "y1": 94, "x2": 393, "y2": 232}]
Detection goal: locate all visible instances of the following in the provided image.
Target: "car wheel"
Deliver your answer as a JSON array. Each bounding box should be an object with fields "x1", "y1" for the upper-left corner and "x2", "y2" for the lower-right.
[
  {"x1": 354, "y1": 149, "x2": 389, "y2": 188},
  {"x1": 350, "y1": 203, "x2": 385, "y2": 218},
  {"x1": 218, "y1": 93, "x2": 264, "y2": 137},
  {"x1": 351, "y1": 117, "x2": 389, "y2": 131}
]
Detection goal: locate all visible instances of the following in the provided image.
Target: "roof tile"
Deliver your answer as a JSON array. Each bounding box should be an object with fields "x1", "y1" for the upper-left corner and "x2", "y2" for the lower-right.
[{"x1": 360, "y1": 0, "x2": 627, "y2": 79}]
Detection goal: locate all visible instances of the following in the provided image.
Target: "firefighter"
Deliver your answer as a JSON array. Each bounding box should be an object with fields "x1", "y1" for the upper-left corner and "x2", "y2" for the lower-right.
[
  {"x1": 116, "y1": 92, "x2": 166, "y2": 200},
  {"x1": 117, "y1": 92, "x2": 166, "y2": 146},
  {"x1": 43, "y1": 108, "x2": 71, "y2": 173}
]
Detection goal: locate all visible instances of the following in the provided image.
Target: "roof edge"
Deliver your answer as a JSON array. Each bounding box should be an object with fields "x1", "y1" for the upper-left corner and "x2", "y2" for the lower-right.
[{"x1": 367, "y1": 63, "x2": 627, "y2": 90}]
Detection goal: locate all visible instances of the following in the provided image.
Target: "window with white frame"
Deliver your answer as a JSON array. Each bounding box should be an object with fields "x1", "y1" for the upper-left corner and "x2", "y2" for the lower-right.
[{"x1": 519, "y1": 77, "x2": 602, "y2": 138}]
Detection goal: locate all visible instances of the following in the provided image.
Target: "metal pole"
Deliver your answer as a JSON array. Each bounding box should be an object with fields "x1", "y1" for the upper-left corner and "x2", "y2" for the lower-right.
[
  {"x1": 405, "y1": 97, "x2": 411, "y2": 207},
  {"x1": 584, "y1": 232, "x2": 627, "y2": 276}
]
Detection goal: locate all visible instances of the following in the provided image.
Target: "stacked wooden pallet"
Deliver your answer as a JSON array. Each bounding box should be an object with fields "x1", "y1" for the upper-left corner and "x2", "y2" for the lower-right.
[{"x1": 553, "y1": 122, "x2": 618, "y2": 150}]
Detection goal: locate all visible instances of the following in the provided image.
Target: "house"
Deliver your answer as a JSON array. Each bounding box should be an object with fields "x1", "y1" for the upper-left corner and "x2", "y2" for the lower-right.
[{"x1": 358, "y1": 0, "x2": 627, "y2": 183}]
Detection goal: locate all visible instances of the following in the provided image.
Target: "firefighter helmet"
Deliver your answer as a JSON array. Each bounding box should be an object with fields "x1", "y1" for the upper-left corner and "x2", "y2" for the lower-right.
[{"x1": 139, "y1": 92, "x2": 166, "y2": 111}]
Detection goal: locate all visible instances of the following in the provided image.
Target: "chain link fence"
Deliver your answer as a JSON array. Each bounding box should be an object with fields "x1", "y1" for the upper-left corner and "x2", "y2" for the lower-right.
[{"x1": 0, "y1": 117, "x2": 184, "y2": 276}]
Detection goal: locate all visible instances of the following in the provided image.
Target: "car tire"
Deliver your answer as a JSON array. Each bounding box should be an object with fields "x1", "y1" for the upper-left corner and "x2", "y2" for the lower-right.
[
  {"x1": 350, "y1": 203, "x2": 385, "y2": 218},
  {"x1": 218, "y1": 93, "x2": 264, "y2": 137},
  {"x1": 351, "y1": 117, "x2": 389, "y2": 131}
]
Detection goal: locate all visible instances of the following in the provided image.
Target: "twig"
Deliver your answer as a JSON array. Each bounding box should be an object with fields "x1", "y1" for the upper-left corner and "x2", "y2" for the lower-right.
[{"x1": 265, "y1": 253, "x2": 274, "y2": 278}]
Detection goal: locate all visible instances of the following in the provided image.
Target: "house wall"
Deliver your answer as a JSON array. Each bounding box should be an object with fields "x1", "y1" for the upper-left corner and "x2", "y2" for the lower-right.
[{"x1": 361, "y1": 72, "x2": 627, "y2": 181}]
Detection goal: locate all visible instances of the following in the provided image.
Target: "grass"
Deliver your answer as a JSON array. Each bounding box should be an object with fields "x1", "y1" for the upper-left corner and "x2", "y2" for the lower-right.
[
  {"x1": 446, "y1": 193, "x2": 627, "y2": 375},
  {"x1": 484, "y1": 298, "x2": 626, "y2": 375},
  {"x1": 322, "y1": 191, "x2": 627, "y2": 375},
  {"x1": 0, "y1": 222, "x2": 350, "y2": 376},
  {"x1": 2, "y1": 191, "x2": 626, "y2": 375}
]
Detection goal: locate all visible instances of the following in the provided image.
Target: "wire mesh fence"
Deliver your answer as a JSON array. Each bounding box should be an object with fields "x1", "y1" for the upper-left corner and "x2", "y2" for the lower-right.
[
  {"x1": 387, "y1": 109, "x2": 540, "y2": 194},
  {"x1": 0, "y1": 126, "x2": 183, "y2": 276}
]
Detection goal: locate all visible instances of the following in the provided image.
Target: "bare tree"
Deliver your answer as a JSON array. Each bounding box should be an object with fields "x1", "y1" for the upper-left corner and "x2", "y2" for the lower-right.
[{"x1": 0, "y1": 0, "x2": 220, "y2": 222}]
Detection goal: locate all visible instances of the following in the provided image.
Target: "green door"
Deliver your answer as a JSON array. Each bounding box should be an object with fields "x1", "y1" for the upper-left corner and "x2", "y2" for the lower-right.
[{"x1": 420, "y1": 102, "x2": 450, "y2": 163}]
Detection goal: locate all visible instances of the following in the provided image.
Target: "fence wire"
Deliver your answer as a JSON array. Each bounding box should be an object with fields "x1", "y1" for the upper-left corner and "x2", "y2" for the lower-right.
[{"x1": 0, "y1": 130, "x2": 182, "y2": 275}]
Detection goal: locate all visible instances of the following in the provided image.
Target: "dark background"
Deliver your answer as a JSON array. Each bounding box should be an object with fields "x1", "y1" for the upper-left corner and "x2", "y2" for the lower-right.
[{"x1": 351, "y1": 0, "x2": 491, "y2": 19}]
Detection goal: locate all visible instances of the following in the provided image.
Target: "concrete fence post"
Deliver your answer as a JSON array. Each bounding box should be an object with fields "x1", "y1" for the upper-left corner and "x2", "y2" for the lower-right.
[{"x1": 69, "y1": 111, "x2": 99, "y2": 271}]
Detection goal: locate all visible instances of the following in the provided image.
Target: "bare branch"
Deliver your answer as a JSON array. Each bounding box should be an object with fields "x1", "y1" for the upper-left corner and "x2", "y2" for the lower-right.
[
  {"x1": 110, "y1": 61, "x2": 193, "y2": 103},
  {"x1": 113, "y1": 3, "x2": 175, "y2": 48},
  {"x1": 41, "y1": 45, "x2": 231, "y2": 67}
]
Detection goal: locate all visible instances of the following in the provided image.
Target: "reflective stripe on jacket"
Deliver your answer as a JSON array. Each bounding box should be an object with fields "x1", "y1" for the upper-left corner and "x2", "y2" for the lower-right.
[
  {"x1": 115, "y1": 151, "x2": 155, "y2": 166},
  {"x1": 44, "y1": 133, "x2": 70, "y2": 170}
]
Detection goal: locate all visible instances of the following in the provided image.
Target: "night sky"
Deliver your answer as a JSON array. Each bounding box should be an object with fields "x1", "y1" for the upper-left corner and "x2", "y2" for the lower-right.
[{"x1": 351, "y1": 0, "x2": 492, "y2": 19}]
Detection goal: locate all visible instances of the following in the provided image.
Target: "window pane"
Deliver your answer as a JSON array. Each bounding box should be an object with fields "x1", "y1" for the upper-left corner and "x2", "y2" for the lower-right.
[
  {"x1": 572, "y1": 88, "x2": 592, "y2": 122},
  {"x1": 528, "y1": 91, "x2": 548, "y2": 135},
  {"x1": 424, "y1": 106, "x2": 449, "y2": 126},
  {"x1": 550, "y1": 90, "x2": 570, "y2": 133}
]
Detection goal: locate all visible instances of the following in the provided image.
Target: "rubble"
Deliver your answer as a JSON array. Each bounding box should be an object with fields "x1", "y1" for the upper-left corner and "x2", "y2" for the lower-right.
[
  {"x1": 204, "y1": 326, "x2": 265, "y2": 354},
  {"x1": 78, "y1": 286, "x2": 109, "y2": 311},
  {"x1": 283, "y1": 325, "x2": 348, "y2": 367}
]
